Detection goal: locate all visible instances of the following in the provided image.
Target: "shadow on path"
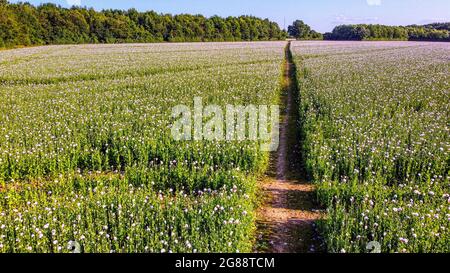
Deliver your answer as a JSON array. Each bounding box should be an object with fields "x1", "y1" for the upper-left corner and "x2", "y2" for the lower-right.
[{"x1": 256, "y1": 42, "x2": 324, "y2": 253}]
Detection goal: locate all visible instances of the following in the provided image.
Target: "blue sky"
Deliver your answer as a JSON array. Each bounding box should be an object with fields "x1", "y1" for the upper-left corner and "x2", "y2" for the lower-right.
[{"x1": 10, "y1": 0, "x2": 450, "y2": 32}]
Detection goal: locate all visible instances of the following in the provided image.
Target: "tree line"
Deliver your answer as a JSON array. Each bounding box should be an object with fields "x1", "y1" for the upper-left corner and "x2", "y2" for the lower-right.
[
  {"x1": 324, "y1": 24, "x2": 450, "y2": 41},
  {"x1": 0, "y1": 1, "x2": 287, "y2": 48}
]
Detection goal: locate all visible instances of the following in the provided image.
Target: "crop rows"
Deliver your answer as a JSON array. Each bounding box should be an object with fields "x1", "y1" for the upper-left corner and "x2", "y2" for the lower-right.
[
  {"x1": 2, "y1": 40, "x2": 448, "y2": 253},
  {"x1": 292, "y1": 41, "x2": 450, "y2": 253},
  {"x1": 0, "y1": 42, "x2": 286, "y2": 253}
]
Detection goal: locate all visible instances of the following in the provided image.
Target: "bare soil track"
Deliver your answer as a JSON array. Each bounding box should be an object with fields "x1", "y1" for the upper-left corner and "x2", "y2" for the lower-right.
[{"x1": 256, "y1": 42, "x2": 324, "y2": 253}]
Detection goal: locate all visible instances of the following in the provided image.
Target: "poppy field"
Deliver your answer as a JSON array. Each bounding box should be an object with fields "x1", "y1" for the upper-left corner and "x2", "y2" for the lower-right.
[
  {"x1": 0, "y1": 42, "x2": 285, "y2": 253},
  {"x1": 0, "y1": 40, "x2": 448, "y2": 253},
  {"x1": 292, "y1": 41, "x2": 449, "y2": 253}
]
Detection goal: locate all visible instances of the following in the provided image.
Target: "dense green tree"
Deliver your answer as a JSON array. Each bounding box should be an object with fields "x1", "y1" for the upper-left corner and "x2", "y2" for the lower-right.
[
  {"x1": 239, "y1": 17, "x2": 250, "y2": 40},
  {"x1": 325, "y1": 25, "x2": 370, "y2": 40},
  {"x1": 0, "y1": 3, "x2": 18, "y2": 47},
  {"x1": 0, "y1": 1, "x2": 286, "y2": 48},
  {"x1": 288, "y1": 20, "x2": 310, "y2": 39},
  {"x1": 227, "y1": 17, "x2": 241, "y2": 41},
  {"x1": 414, "y1": 22, "x2": 450, "y2": 31},
  {"x1": 1, "y1": 1, "x2": 448, "y2": 47}
]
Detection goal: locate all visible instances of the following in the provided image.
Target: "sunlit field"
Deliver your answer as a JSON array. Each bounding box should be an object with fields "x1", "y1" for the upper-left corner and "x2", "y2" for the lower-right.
[
  {"x1": 292, "y1": 41, "x2": 450, "y2": 253},
  {"x1": 0, "y1": 42, "x2": 285, "y2": 253},
  {"x1": 0, "y1": 40, "x2": 448, "y2": 253}
]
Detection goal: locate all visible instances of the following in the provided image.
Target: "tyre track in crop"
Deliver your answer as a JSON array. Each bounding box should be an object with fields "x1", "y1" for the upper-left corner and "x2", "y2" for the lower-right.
[{"x1": 256, "y1": 42, "x2": 324, "y2": 253}]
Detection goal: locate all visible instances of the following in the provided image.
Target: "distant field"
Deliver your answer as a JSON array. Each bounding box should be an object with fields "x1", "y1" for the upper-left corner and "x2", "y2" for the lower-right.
[
  {"x1": 292, "y1": 41, "x2": 450, "y2": 253},
  {"x1": 0, "y1": 42, "x2": 285, "y2": 253}
]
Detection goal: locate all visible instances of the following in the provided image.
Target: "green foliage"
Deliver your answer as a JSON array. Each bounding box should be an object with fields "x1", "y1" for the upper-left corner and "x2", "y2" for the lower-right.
[
  {"x1": 324, "y1": 25, "x2": 371, "y2": 40},
  {"x1": 324, "y1": 23, "x2": 449, "y2": 41},
  {"x1": 414, "y1": 22, "x2": 450, "y2": 32},
  {"x1": 288, "y1": 20, "x2": 322, "y2": 40},
  {"x1": 0, "y1": 1, "x2": 286, "y2": 48},
  {"x1": 0, "y1": 42, "x2": 286, "y2": 252},
  {"x1": 292, "y1": 41, "x2": 450, "y2": 253},
  {"x1": 407, "y1": 26, "x2": 450, "y2": 41}
]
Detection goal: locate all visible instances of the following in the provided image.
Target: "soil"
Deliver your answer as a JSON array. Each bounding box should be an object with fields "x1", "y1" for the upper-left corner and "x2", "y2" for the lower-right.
[{"x1": 256, "y1": 42, "x2": 324, "y2": 253}]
